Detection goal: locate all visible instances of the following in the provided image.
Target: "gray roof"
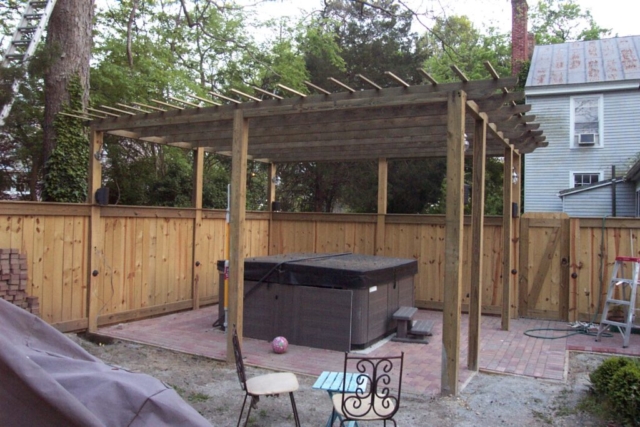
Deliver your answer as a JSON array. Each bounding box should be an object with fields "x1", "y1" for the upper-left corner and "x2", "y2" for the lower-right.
[
  {"x1": 557, "y1": 178, "x2": 623, "y2": 197},
  {"x1": 526, "y1": 36, "x2": 640, "y2": 87},
  {"x1": 626, "y1": 158, "x2": 640, "y2": 182}
]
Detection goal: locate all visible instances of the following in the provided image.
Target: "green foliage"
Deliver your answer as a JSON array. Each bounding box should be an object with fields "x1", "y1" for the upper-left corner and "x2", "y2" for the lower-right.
[
  {"x1": 589, "y1": 356, "x2": 640, "y2": 426},
  {"x1": 42, "y1": 76, "x2": 89, "y2": 202},
  {"x1": 420, "y1": 16, "x2": 511, "y2": 82},
  {"x1": 591, "y1": 357, "x2": 640, "y2": 397},
  {"x1": 609, "y1": 365, "x2": 640, "y2": 426},
  {"x1": 317, "y1": 0, "x2": 427, "y2": 88},
  {"x1": 426, "y1": 157, "x2": 505, "y2": 215},
  {"x1": 530, "y1": 0, "x2": 611, "y2": 45}
]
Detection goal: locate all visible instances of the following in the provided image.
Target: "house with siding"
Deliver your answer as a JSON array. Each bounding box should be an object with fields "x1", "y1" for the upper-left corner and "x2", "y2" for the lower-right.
[{"x1": 523, "y1": 36, "x2": 640, "y2": 217}]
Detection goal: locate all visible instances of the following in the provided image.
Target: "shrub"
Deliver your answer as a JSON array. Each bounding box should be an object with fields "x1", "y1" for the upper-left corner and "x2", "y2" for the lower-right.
[
  {"x1": 589, "y1": 356, "x2": 640, "y2": 426},
  {"x1": 590, "y1": 357, "x2": 638, "y2": 396},
  {"x1": 609, "y1": 365, "x2": 640, "y2": 426}
]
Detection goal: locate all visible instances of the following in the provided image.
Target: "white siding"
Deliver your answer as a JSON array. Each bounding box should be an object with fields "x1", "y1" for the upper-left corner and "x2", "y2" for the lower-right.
[
  {"x1": 617, "y1": 184, "x2": 637, "y2": 217},
  {"x1": 524, "y1": 90, "x2": 640, "y2": 213},
  {"x1": 561, "y1": 183, "x2": 636, "y2": 217}
]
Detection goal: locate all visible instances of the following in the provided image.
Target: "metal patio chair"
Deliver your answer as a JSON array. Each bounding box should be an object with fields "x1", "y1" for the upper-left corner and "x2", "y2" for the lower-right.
[
  {"x1": 331, "y1": 352, "x2": 404, "y2": 426},
  {"x1": 231, "y1": 328, "x2": 300, "y2": 427}
]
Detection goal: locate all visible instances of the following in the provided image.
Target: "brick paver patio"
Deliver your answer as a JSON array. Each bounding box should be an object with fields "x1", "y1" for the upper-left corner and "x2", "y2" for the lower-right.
[{"x1": 98, "y1": 305, "x2": 640, "y2": 396}]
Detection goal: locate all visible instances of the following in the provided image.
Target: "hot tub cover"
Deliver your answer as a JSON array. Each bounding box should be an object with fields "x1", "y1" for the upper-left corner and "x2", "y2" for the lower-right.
[
  {"x1": 242, "y1": 253, "x2": 418, "y2": 289},
  {"x1": 0, "y1": 298, "x2": 212, "y2": 427}
]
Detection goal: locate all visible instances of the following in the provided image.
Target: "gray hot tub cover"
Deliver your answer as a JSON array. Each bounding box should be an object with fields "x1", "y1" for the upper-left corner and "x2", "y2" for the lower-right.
[{"x1": 0, "y1": 298, "x2": 212, "y2": 427}]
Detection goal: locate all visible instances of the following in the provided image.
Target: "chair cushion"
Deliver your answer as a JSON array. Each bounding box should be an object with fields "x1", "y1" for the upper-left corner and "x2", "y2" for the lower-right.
[
  {"x1": 332, "y1": 392, "x2": 397, "y2": 421},
  {"x1": 246, "y1": 372, "x2": 299, "y2": 396}
]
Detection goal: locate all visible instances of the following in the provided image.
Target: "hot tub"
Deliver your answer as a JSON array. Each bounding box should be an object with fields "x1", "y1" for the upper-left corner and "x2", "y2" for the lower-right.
[{"x1": 224, "y1": 253, "x2": 417, "y2": 351}]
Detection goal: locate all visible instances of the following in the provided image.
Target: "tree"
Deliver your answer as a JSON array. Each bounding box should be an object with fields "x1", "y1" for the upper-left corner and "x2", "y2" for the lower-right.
[
  {"x1": 43, "y1": 0, "x2": 93, "y2": 167},
  {"x1": 420, "y1": 15, "x2": 511, "y2": 82},
  {"x1": 530, "y1": 0, "x2": 611, "y2": 45},
  {"x1": 271, "y1": 0, "x2": 442, "y2": 214}
]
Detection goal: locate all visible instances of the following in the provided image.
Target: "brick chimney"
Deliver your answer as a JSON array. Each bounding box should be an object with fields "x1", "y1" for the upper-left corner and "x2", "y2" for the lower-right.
[{"x1": 511, "y1": 0, "x2": 529, "y2": 76}]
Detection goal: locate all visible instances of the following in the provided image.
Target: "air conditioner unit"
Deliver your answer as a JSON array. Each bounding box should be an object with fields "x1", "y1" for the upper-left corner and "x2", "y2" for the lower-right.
[{"x1": 576, "y1": 133, "x2": 598, "y2": 146}]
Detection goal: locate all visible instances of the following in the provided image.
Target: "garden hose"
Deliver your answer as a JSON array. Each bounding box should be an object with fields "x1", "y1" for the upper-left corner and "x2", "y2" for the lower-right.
[{"x1": 524, "y1": 324, "x2": 613, "y2": 339}]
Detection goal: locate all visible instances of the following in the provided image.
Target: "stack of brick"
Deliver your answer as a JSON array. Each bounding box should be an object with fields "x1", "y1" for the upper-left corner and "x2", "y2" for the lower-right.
[{"x1": 0, "y1": 249, "x2": 39, "y2": 316}]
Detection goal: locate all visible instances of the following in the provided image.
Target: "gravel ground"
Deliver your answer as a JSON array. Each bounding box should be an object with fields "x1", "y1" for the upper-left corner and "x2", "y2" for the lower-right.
[{"x1": 69, "y1": 334, "x2": 613, "y2": 426}]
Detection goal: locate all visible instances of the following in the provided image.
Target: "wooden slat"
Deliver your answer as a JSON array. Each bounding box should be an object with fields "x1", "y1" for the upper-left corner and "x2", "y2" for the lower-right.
[
  {"x1": 527, "y1": 227, "x2": 561, "y2": 310},
  {"x1": 518, "y1": 217, "x2": 530, "y2": 316},
  {"x1": 133, "y1": 217, "x2": 144, "y2": 311},
  {"x1": 230, "y1": 88, "x2": 262, "y2": 102},
  {"x1": 252, "y1": 86, "x2": 283, "y2": 100},
  {"x1": 418, "y1": 69, "x2": 438, "y2": 85},
  {"x1": 192, "y1": 147, "x2": 204, "y2": 310},
  {"x1": 169, "y1": 96, "x2": 200, "y2": 108},
  {"x1": 100, "y1": 105, "x2": 136, "y2": 116},
  {"x1": 187, "y1": 94, "x2": 221, "y2": 106},
  {"x1": 276, "y1": 83, "x2": 306, "y2": 97},
  {"x1": 151, "y1": 99, "x2": 184, "y2": 110},
  {"x1": 569, "y1": 218, "x2": 581, "y2": 322},
  {"x1": 356, "y1": 74, "x2": 382, "y2": 90},
  {"x1": 62, "y1": 216, "x2": 74, "y2": 321},
  {"x1": 132, "y1": 101, "x2": 166, "y2": 112},
  {"x1": 327, "y1": 77, "x2": 355, "y2": 93},
  {"x1": 209, "y1": 91, "x2": 242, "y2": 105},
  {"x1": 304, "y1": 81, "x2": 331, "y2": 95},
  {"x1": 376, "y1": 158, "x2": 388, "y2": 256},
  {"x1": 87, "y1": 131, "x2": 103, "y2": 331},
  {"x1": 559, "y1": 218, "x2": 570, "y2": 320},
  {"x1": 385, "y1": 71, "x2": 410, "y2": 87}
]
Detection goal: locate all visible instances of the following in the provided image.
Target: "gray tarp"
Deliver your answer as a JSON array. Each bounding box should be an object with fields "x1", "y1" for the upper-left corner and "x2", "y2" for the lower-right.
[{"x1": 0, "y1": 298, "x2": 213, "y2": 427}]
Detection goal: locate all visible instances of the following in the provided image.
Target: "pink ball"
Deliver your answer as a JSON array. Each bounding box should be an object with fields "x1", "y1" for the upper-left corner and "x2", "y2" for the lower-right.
[{"x1": 271, "y1": 336, "x2": 288, "y2": 354}]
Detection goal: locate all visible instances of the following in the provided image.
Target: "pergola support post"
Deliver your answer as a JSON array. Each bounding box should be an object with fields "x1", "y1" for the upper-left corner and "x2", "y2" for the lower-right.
[
  {"x1": 502, "y1": 146, "x2": 514, "y2": 330},
  {"x1": 191, "y1": 147, "x2": 204, "y2": 310},
  {"x1": 468, "y1": 114, "x2": 487, "y2": 371},
  {"x1": 512, "y1": 152, "x2": 521, "y2": 318},
  {"x1": 441, "y1": 90, "x2": 466, "y2": 396},
  {"x1": 267, "y1": 163, "x2": 277, "y2": 255},
  {"x1": 87, "y1": 130, "x2": 103, "y2": 333},
  {"x1": 375, "y1": 158, "x2": 388, "y2": 256},
  {"x1": 227, "y1": 110, "x2": 249, "y2": 363}
]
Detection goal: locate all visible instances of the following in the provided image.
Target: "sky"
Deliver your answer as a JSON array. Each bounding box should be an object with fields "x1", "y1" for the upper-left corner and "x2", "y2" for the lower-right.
[{"x1": 244, "y1": 0, "x2": 640, "y2": 38}]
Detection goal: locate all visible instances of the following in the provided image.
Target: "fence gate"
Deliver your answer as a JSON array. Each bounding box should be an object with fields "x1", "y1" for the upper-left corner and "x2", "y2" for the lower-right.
[{"x1": 518, "y1": 213, "x2": 571, "y2": 320}]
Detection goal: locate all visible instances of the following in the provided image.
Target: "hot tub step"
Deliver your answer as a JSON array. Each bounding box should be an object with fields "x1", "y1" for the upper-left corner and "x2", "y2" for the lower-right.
[
  {"x1": 409, "y1": 320, "x2": 434, "y2": 337},
  {"x1": 393, "y1": 306, "x2": 417, "y2": 321},
  {"x1": 393, "y1": 306, "x2": 418, "y2": 339}
]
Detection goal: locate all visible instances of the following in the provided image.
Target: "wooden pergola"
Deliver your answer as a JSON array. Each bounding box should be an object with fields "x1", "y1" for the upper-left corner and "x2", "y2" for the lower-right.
[{"x1": 84, "y1": 66, "x2": 546, "y2": 396}]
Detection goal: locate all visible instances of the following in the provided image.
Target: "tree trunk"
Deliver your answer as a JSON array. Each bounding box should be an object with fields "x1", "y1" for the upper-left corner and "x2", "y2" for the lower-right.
[{"x1": 43, "y1": 0, "x2": 94, "y2": 165}]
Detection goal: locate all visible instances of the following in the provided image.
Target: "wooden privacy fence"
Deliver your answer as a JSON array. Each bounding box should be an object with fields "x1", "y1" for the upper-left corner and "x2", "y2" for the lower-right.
[{"x1": 0, "y1": 202, "x2": 638, "y2": 331}]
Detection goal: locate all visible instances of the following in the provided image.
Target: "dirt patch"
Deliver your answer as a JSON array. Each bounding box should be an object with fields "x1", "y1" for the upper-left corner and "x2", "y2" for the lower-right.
[{"x1": 68, "y1": 334, "x2": 612, "y2": 426}]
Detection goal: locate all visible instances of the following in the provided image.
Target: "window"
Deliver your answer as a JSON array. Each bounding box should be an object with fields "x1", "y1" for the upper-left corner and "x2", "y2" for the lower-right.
[
  {"x1": 572, "y1": 172, "x2": 601, "y2": 188},
  {"x1": 571, "y1": 95, "x2": 603, "y2": 147}
]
